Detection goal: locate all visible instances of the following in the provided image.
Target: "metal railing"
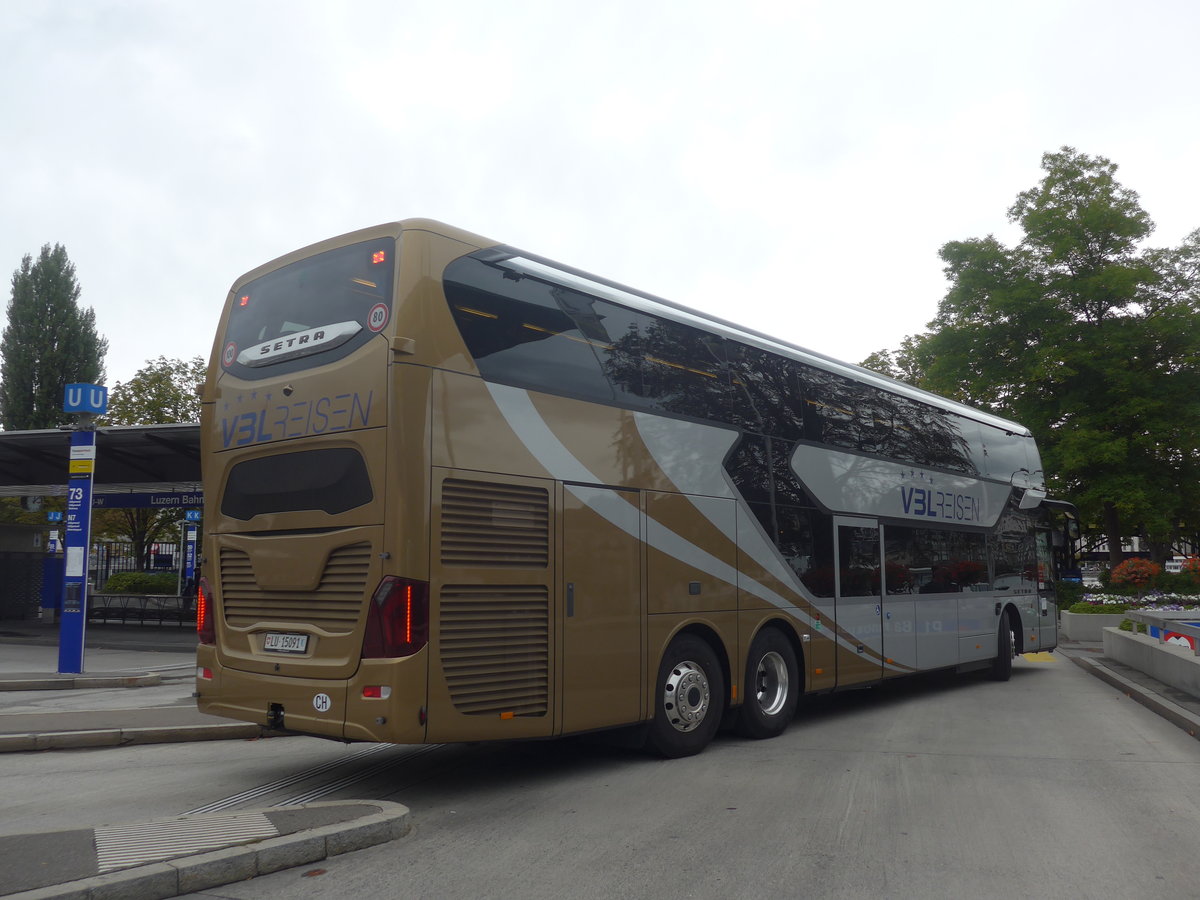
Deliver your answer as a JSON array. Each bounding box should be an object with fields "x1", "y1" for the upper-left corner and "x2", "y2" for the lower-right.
[
  {"x1": 1125, "y1": 610, "x2": 1200, "y2": 657},
  {"x1": 87, "y1": 593, "x2": 194, "y2": 627}
]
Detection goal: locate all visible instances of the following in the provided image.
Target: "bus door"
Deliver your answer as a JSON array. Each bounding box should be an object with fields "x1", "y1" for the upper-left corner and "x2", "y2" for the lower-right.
[
  {"x1": 879, "y1": 523, "x2": 917, "y2": 676},
  {"x1": 558, "y1": 484, "x2": 643, "y2": 734},
  {"x1": 834, "y1": 517, "x2": 884, "y2": 687},
  {"x1": 1036, "y1": 529, "x2": 1057, "y2": 649}
]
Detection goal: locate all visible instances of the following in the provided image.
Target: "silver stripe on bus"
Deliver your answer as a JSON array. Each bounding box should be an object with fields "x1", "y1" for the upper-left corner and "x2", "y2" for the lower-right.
[{"x1": 483, "y1": 383, "x2": 901, "y2": 667}]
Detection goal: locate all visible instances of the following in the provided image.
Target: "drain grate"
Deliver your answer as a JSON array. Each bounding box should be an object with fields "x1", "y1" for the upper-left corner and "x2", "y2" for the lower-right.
[{"x1": 94, "y1": 812, "x2": 278, "y2": 873}]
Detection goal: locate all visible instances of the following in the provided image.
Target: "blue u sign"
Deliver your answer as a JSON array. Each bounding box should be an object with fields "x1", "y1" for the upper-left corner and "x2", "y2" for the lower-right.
[{"x1": 63, "y1": 383, "x2": 108, "y2": 415}]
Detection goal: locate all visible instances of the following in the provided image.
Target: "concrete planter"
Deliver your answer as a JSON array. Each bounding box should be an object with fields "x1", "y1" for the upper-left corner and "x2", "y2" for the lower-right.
[
  {"x1": 1102, "y1": 627, "x2": 1200, "y2": 698},
  {"x1": 1060, "y1": 611, "x2": 1128, "y2": 642}
]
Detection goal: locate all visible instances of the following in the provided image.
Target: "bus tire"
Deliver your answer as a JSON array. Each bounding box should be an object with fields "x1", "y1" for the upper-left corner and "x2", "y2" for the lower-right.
[
  {"x1": 991, "y1": 612, "x2": 1014, "y2": 682},
  {"x1": 646, "y1": 634, "x2": 725, "y2": 758},
  {"x1": 737, "y1": 627, "x2": 799, "y2": 739}
]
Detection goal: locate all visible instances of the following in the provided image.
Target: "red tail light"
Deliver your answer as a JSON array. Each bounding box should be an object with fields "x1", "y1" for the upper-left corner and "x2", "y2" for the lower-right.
[
  {"x1": 362, "y1": 576, "x2": 428, "y2": 658},
  {"x1": 197, "y1": 576, "x2": 215, "y2": 645}
]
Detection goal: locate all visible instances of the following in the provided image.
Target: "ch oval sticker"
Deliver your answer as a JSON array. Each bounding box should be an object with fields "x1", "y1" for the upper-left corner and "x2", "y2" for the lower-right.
[{"x1": 312, "y1": 693, "x2": 332, "y2": 713}]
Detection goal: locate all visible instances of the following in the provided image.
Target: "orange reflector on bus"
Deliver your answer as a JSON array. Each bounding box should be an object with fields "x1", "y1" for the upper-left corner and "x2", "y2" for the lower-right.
[
  {"x1": 500, "y1": 711, "x2": 515, "y2": 720},
  {"x1": 814, "y1": 668, "x2": 824, "y2": 675}
]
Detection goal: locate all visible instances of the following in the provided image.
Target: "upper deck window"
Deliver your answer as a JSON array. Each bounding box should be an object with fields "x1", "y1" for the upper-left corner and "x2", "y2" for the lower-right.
[
  {"x1": 444, "y1": 252, "x2": 731, "y2": 422},
  {"x1": 221, "y1": 239, "x2": 395, "y2": 381},
  {"x1": 442, "y1": 249, "x2": 1001, "y2": 481}
]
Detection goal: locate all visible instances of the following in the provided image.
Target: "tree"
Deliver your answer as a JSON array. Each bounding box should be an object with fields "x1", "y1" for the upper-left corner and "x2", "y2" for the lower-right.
[
  {"x1": 880, "y1": 148, "x2": 1200, "y2": 566},
  {"x1": 97, "y1": 355, "x2": 206, "y2": 570},
  {"x1": 858, "y1": 335, "x2": 928, "y2": 385},
  {"x1": 0, "y1": 244, "x2": 107, "y2": 430},
  {"x1": 105, "y1": 356, "x2": 205, "y2": 426}
]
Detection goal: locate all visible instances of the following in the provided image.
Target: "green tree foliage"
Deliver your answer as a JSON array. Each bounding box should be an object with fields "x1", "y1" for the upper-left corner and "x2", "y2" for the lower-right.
[
  {"x1": 104, "y1": 355, "x2": 205, "y2": 426},
  {"x1": 96, "y1": 355, "x2": 206, "y2": 570},
  {"x1": 884, "y1": 148, "x2": 1200, "y2": 565},
  {"x1": 858, "y1": 335, "x2": 928, "y2": 385},
  {"x1": 0, "y1": 244, "x2": 107, "y2": 430}
]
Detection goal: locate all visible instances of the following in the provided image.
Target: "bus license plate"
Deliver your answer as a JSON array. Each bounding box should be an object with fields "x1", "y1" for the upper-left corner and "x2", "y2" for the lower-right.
[{"x1": 263, "y1": 632, "x2": 309, "y2": 654}]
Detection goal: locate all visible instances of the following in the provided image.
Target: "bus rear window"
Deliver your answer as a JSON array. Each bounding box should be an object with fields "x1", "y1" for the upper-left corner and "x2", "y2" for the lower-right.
[
  {"x1": 221, "y1": 448, "x2": 373, "y2": 519},
  {"x1": 222, "y1": 239, "x2": 395, "y2": 381}
]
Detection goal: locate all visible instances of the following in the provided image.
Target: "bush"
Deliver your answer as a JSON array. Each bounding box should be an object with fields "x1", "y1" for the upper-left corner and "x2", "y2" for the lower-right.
[
  {"x1": 1068, "y1": 601, "x2": 1135, "y2": 614},
  {"x1": 1055, "y1": 581, "x2": 1085, "y2": 607},
  {"x1": 1110, "y1": 558, "x2": 1161, "y2": 592},
  {"x1": 102, "y1": 571, "x2": 179, "y2": 594},
  {"x1": 1157, "y1": 571, "x2": 1200, "y2": 593}
]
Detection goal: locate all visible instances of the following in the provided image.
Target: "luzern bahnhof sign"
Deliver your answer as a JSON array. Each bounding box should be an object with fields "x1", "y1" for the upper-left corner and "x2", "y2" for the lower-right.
[{"x1": 92, "y1": 492, "x2": 203, "y2": 508}]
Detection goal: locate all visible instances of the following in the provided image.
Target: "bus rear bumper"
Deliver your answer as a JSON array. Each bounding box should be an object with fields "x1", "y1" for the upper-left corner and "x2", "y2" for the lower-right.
[{"x1": 195, "y1": 645, "x2": 429, "y2": 744}]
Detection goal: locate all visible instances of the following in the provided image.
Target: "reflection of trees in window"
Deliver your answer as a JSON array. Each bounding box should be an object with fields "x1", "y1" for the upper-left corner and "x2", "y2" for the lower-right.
[
  {"x1": 603, "y1": 316, "x2": 731, "y2": 422},
  {"x1": 443, "y1": 251, "x2": 980, "y2": 477},
  {"x1": 991, "y1": 495, "x2": 1039, "y2": 587},
  {"x1": 801, "y1": 365, "x2": 976, "y2": 474},
  {"x1": 726, "y1": 342, "x2": 814, "y2": 441},
  {"x1": 445, "y1": 258, "x2": 649, "y2": 406},
  {"x1": 746, "y1": 500, "x2": 835, "y2": 597},
  {"x1": 838, "y1": 525, "x2": 880, "y2": 597},
  {"x1": 726, "y1": 433, "x2": 808, "y2": 508},
  {"x1": 884, "y1": 525, "x2": 988, "y2": 594}
]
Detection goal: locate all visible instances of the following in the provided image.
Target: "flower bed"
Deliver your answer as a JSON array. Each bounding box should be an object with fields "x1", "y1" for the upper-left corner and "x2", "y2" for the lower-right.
[
  {"x1": 1061, "y1": 592, "x2": 1200, "y2": 641},
  {"x1": 1070, "y1": 592, "x2": 1200, "y2": 614}
]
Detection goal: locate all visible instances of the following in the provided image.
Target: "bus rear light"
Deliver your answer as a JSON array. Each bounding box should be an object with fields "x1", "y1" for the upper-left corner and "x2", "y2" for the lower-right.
[
  {"x1": 362, "y1": 685, "x2": 392, "y2": 699},
  {"x1": 197, "y1": 577, "x2": 216, "y2": 645},
  {"x1": 362, "y1": 576, "x2": 428, "y2": 658},
  {"x1": 197, "y1": 667, "x2": 213, "y2": 680}
]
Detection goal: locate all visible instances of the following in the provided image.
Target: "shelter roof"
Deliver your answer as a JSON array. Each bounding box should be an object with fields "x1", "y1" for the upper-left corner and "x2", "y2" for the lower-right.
[{"x1": 0, "y1": 424, "x2": 201, "y2": 497}]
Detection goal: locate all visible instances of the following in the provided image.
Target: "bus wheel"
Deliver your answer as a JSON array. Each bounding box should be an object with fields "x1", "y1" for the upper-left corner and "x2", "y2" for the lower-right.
[
  {"x1": 646, "y1": 634, "x2": 725, "y2": 758},
  {"x1": 737, "y1": 627, "x2": 799, "y2": 739},
  {"x1": 990, "y1": 613, "x2": 1015, "y2": 682}
]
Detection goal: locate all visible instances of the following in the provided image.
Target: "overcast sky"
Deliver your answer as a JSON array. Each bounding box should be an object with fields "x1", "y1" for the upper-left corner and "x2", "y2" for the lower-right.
[{"x1": 3, "y1": 0, "x2": 1198, "y2": 392}]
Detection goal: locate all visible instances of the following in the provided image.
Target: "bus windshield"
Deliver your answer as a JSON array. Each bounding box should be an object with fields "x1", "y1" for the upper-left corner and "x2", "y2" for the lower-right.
[{"x1": 220, "y1": 238, "x2": 395, "y2": 381}]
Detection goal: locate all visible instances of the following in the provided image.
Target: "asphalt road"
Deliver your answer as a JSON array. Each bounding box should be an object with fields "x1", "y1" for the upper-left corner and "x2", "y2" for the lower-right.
[{"x1": 6, "y1": 650, "x2": 1199, "y2": 900}]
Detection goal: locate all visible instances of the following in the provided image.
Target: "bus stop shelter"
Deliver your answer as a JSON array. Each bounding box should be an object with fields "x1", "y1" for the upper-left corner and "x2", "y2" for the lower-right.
[
  {"x1": 0, "y1": 423, "x2": 200, "y2": 499},
  {"x1": 0, "y1": 424, "x2": 201, "y2": 620}
]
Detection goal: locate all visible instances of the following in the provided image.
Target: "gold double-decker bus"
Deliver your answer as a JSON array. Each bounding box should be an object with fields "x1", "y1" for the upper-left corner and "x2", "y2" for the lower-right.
[{"x1": 196, "y1": 219, "x2": 1068, "y2": 757}]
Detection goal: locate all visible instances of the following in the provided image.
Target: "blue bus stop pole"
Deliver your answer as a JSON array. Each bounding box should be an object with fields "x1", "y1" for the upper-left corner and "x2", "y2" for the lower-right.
[{"x1": 58, "y1": 383, "x2": 107, "y2": 674}]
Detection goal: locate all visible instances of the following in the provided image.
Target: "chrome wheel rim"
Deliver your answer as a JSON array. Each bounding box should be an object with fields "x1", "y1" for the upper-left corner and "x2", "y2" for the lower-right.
[
  {"x1": 663, "y1": 659, "x2": 710, "y2": 733},
  {"x1": 753, "y1": 650, "x2": 790, "y2": 716}
]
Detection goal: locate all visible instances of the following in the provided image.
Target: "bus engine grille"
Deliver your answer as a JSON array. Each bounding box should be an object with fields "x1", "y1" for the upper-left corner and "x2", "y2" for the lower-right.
[
  {"x1": 440, "y1": 479, "x2": 549, "y2": 567},
  {"x1": 439, "y1": 585, "x2": 549, "y2": 716},
  {"x1": 218, "y1": 542, "x2": 372, "y2": 633}
]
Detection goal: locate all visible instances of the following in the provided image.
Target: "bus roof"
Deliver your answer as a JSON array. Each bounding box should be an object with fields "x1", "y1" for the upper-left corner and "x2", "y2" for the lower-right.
[{"x1": 258, "y1": 218, "x2": 1033, "y2": 440}]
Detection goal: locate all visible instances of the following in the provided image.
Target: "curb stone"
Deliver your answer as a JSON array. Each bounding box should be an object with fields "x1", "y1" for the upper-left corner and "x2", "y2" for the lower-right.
[
  {"x1": 0, "y1": 674, "x2": 162, "y2": 691},
  {"x1": 5, "y1": 800, "x2": 411, "y2": 900},
  {"x1": 0, "y1": 723, "x2": 273, "y2": 754},
  {"x1": 1066, "y1": 652, "x2": 1200, "y2": 740}
]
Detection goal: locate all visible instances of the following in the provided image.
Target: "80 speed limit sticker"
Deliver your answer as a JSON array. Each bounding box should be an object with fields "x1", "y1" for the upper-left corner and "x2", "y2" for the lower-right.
[{"x1": 367, "y1": 303, "x2": 389, "y2": 333}]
